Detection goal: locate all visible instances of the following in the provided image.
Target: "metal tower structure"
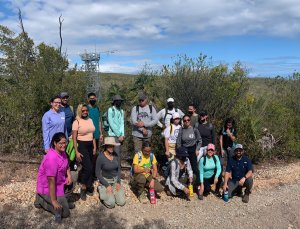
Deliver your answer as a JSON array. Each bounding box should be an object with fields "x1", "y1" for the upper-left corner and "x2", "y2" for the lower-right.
[{"x1": 80, "y1": 51, "x2": 101, "y2": 98}]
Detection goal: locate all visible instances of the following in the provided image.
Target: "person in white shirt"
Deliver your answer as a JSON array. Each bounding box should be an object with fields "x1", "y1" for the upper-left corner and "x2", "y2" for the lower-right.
[
  {"x1": 164, "y1": 112, "x2": 182, "y2": 160},
  {"x1": 157, "y1": 98, "x2": 184, "y2": 131}
]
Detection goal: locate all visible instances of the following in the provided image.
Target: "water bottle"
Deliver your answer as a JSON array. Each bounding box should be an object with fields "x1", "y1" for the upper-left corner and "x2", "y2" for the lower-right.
[
  {"x1": 223, "y1": 190, "x2": 229, "y2": 202},
  {"x1": 149, "y1": 188, "x2": 156, "y2": 204},
  {"x1": 54, "y1": 208, "x2": 62, "y2": 223},
  {"x1": 188, "y1": 184, "x2": 194, "y2": 197}
]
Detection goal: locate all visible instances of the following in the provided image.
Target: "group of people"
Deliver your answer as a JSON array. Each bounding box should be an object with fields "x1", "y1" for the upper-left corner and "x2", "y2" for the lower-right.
[{"x1": 35, "y1": 92, "x2": 254, "y2": 221}]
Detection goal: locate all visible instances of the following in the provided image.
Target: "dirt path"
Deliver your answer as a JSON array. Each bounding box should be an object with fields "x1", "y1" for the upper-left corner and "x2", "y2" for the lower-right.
[{"x1": 0, "y1": 158, "x2": 300, "y2": 229}]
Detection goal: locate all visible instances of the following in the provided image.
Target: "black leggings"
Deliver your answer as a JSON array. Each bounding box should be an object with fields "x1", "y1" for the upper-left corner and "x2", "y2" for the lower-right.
[
  {"x1": 78, "y1": 140, "x2": 94, "y2": 188},
  {"x1": 187, "y1": 145, "x2": 200, "y2": 187}
]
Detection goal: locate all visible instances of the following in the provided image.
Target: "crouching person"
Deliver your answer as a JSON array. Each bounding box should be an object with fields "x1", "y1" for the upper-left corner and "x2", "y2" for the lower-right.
[
  {"x1": 34, "y1": 133, "x2": 74, "y2": 222},
  {"x1": 223, "y1": 144, "x2": 253, "y2": 203},
  {"x1": 165, "y1": 146, "x2": 194, "y2": 199},
  {"x1": 198, "y1": 144, "x2": 222, "y2": 200},
  {"x1": 131, "y1": 142, "x2": 164, "y2": 203},
  {"x1": 96, "y1": 137, "x2": 126, "y2": 208}
]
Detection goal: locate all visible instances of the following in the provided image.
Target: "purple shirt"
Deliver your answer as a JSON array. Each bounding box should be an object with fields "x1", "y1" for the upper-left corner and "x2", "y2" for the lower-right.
[
  {"x1": 36, "y1": 148, "x2": 68, "y2": 197},
  {"x1": 42, "y1": 109, "x2": 67, "y2": 150}
]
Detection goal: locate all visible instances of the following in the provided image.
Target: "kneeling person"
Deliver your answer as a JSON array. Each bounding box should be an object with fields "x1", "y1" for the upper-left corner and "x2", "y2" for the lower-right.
[
  {"x1": 198, "y1": 144, "x2": 222, "y2": 200},
  {"x1": 131, "y1": 142, "x2": 164, "y2": 203},
  {"x1": 96, "y1": 137, "x2": 126, "y2": 208},
  {"x1": 223, "y1": 144, "x2": 253, "y2": 203},
  {"x1": 165, "y1": 146, "x2": 194, "y2": 199}
]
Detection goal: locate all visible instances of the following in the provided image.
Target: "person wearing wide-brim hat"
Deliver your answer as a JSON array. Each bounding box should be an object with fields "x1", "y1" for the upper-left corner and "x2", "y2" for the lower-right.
[
  {"x1": 165, "y1": 146, "x2": 194, "y2": 198},
  {"x1": 95, "y1": 137, "x2": 126, "y2": 208},
  {"x1": 107, "y1": 95, "x2": 125, "y2": 164}
]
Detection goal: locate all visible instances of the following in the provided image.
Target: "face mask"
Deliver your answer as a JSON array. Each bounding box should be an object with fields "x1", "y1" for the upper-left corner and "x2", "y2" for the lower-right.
[
  {"x1": 188, "y1": 111, "x2": 193, "y2": 115},
  {"x1": 200, "y1": 118, "x2": 205, "y2": 123},
  {"x1": 167, "y1": 103, "x2": 174, "y2": 110},
  {"x1": 115, "y1": 100, "x2": 122, "y2": 107},
  {"x1": 181, "y1": 156, "x2": 187, "y2": 161},
  {"x1": 89, "y1": 100, "x2": 96, "y2": 105}
]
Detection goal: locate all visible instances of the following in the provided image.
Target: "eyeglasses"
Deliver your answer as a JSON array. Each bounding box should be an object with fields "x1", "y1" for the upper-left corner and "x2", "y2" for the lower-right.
[
  {"x1": 53, "y1": 101, "x2": 61, "y2": 104},
  {"x1": 183, "y1": 119, "x2": 190, "y2": 122},
  {"x1": 81, "y1": 109, "x2": 88, "y2": 112},
  {"x1": 57, "y1": 142, "x2": 67, "y2": 146}
]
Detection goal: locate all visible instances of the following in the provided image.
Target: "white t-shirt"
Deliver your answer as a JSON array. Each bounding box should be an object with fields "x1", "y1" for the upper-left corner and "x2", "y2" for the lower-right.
[
  {"x1": 157, "y1": 108, "x2": 185, "y2": 128},
  {"x1": 164, "y1": 124, "x2": 181, "y2": 144}
]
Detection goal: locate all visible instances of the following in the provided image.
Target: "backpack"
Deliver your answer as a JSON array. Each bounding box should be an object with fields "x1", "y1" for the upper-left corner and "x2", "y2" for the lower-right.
[
  {"x1": 130, "y1": 151, "x2": 154, "y2": 176},
  {"x1": 163, "y1": 108, "x2": 178, "y2": 124},
  {"x1": 203, "y1": 155, "x2": 218, "y2": 174},
  {"x1": 162, "y1": 158, "x2": 179, "y2": 178},
  {"x1": 102, "y1": 107, "x2": 116, "y2": 132}
]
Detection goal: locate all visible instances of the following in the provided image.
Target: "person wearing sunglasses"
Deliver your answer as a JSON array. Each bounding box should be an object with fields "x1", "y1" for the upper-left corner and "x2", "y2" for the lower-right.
[
  {"x1": 176, "y1": 114, "x2": 202, "y2": 195},
  {"x1": 223, "y1": 144, "x2": 253, "y2": 203},
  {"x1": 72, "y1": 104, "x2": 96, "y2": 200},
  {"x1": 42, "y1": 95, "x2": 68, "y2": 154}
]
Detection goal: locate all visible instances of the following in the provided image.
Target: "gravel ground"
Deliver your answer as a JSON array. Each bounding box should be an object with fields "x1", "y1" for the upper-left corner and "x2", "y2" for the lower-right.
[{"x1": 0, "y1": 157, "x2": 300, "y2": 229}]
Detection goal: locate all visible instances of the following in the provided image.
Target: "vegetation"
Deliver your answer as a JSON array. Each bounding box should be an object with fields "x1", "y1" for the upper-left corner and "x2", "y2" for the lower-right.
[{"x1": 0, "y1": 24, "x2": 299, "y2": 162}]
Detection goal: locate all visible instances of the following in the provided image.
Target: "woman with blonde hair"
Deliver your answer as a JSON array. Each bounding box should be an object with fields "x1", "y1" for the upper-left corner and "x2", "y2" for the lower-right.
[{"x1": 72, "y1": 104, "x2": 96, "y2": 200}]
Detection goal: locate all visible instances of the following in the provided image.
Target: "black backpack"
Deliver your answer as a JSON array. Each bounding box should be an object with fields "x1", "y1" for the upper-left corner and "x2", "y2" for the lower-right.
[{"x1": 163, "y1": 159, "x2": 179, "y2": 178}]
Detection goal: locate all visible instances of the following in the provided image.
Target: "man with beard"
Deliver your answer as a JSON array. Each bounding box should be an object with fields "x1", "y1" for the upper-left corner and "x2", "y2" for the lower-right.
[
  {"x1": 107, "y1": 95, "x2": 125, "y2": 163},
  {"x1": 59, "y1": 92, "x2": 74, "y2": 138},
  {"x1": 157, "y1": 98, "x2": 184, "y2": 131},
  {"x1": 223, "y1": 144, "x2": 253, "y2": 203}
]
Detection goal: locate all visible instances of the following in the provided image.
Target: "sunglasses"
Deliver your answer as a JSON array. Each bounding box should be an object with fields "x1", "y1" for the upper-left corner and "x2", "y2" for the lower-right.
[
  {"x1": 81, "y1": 109, "x2": 88, "y2": 112},
  {"x1": 183, "y1": 119, "x2": 190, "y2": 122}
]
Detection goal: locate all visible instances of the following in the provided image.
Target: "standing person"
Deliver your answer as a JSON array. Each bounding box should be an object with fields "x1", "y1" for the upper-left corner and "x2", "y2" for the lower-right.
[
  {"x1": 197, "y1": 111, "x2": 216, "y2": 161},
  {"x1": 164, "y1": 112, "x2": 182, "y2": 160},
  {"x1": 187, "y1": 104, "x2": 199, "y2": 128},
  {"x1": 87, "y1": 92, "x2": 104, "y2": 149},
  {"x1": 42, "y1": 95, "x2": 67, "y2": 154},
  {"x1": 107, "y1": 95, "x2": 125, "y2": 163},
  {"x1": 96, "y1": 137, "x2": 126, "y2": 209},
  {"x1": 165, "y1": 146, "x2": 194, "y2": 199},
  {"x1": 198, "y1": 144, "x2": 222, "y2": 200},
  {"x1": 157, "y1": 98, "x2": 184, "y2": 130},
  {"x1": 72, "y1": 104, "x2": 96, "y2": 200},
  {"x1": 59, "y1": 92, "x2": 74, "y2": 138},
  {"x1": 223, "y1": 144, "x2": 253, "y2": 203},
  {"x1": 130, "y1": 94, "x2": 158, "y2": 152},
  {"x1": 130, "y1": 142, "x2": 164, "y2": 203},
  {"x1": 34, "y1": 132, "x2": 74, "y2": 221},
  {"x1": 219, "y1": 117, "x2": 237, "y2": 170},
  {"x1": 176, "y1": 115, "x2": 202, "y2": 193}
]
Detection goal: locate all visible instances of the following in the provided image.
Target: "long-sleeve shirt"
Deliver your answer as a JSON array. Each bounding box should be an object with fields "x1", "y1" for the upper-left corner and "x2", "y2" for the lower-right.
[
  {"x1": 165, "y1": 158, "x2": 193, "y2": 195},
  {"x1": 42, "y1": 109, "x2": 67, "y2": 150},
  {"x1": 59, "y1": 105, "x2": 74, "y2": 137},
  {"x1": 176, "y1": 126, "x2": 202, "y2": 151},
  {"x1": 197, "y1": 123, "x2": 215, "y2": 146},
  {"x1": 199, "y1": 155, "x2": 221, "y2": 183},
  {"x1": 130, "y1": 105, "x2": 158, "y2": 138},
  {"x1": 96, "y1": 152, "x2": 121, "y2": 187},
  {"x1": 107, "y1": 106, "x2": 125, "y2": 137},
  {"x1": 156, "y1": 108, "x2": 184, "y2": 128}
]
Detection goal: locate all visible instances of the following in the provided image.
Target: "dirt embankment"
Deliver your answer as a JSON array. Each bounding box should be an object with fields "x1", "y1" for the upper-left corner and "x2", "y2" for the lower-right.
[{"x1": 0, "y1": 156, "x2": 300, "y2": 229}]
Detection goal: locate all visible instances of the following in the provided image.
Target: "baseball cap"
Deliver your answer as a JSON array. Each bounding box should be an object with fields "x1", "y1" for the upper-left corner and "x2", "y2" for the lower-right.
[
  {"x1": 60, "y1": 92, "x2": 69, "y2": 98},
  {"x1": 139, "y1": 94, "x2": 147, "y2": 101},
  {"x1": 172, "y1": 112, "x2": 180, "y2": 119},
  {"x1": 167, "y1": 98, "x2": 174, "y2": 103},
  {"x1": 234, "y1": 144, "x2": 243, "y2": 151}
]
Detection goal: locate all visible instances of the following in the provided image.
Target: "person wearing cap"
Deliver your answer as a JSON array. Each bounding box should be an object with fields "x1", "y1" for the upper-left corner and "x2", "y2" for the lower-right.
[
  {"x1": 96, "y1": 137, "x2": 126, "y2": 208},
  {"x1": 223, "y1": 144, "x2": 253, "y2": 203},
  {"x1": 198, "y1": 143, "x2": 222, "y2": 200},
  {"x1": 157, "y1": 97, "x2": 184, "y2": 130},
  {"x1": 130, "y1": 94, "x2": 158, "y2": 152},
  {"x1": 59, "y1": 92, "x2": 74, "y2": 138},
  {"x1": 196, "y1": 111, "x2": 216, "y2": 162},
  {"x1": 187, "y1": 103, "x2": 199, "y2": 128},
  {"x1": 42, "y1": 95, "x2": 68, "y2": 154},
  {"x1": 107, "y1": 95, "x2": 125, "y2": 162},
  {"x1": 165, "y1": 146, "x2": 194, "y2": 198},
  {"x1": 164, "y1": 112, "x2": 182, "y2": 160}
]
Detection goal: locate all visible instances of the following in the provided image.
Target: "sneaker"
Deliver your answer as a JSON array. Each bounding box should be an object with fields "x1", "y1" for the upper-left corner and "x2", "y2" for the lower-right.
[
  {"x1": 242, "y1": 194, "x2": 249, "y2": 203},
  {"x1": 138, "y1": 191, "x2": 148, "y2": 204},
  {"x1": 34, "y1": 198, "x2": 41, "y2": 209},
  {"x1": 80, "y1": 189, "x2": 87, "y2": 201},
  {"x1": 68, "y1": 202, "x2": 75, "y2": 209},
  {"x1": 198, "y1": 194, "x2": 203, "y2": 200},
  {"x1": 86, "y1": 186, "x2": 94, "y2": 196}
]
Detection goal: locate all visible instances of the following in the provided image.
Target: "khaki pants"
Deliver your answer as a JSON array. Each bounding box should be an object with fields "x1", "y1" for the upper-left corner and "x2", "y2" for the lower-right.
[
  {"x1": 131, "y1": 174, "x2": 164, "y2": 196},
  {"x1": 168, "y1": 143, "x2": 176, "y2": 161},
  {"x1": 98, "y1": 177, "x2": 126, "y2": 209}
]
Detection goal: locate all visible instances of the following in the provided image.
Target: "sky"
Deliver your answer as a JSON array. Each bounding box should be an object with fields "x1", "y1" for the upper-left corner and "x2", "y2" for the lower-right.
[{"x1": 0, "y1": 0, "x2": 300, "y2": 77}]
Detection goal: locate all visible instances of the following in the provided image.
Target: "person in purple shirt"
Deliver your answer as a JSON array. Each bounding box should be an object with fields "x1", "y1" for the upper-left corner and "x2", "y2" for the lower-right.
[
  {"x1": 34, "y1": 132, "x2": 74, "y2": 221},
  {"x1": 42, "y1": 95, "x2": 67, "y2": 154}
]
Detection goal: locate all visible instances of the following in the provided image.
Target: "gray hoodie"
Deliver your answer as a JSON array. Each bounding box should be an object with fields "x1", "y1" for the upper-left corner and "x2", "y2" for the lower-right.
[{"x1": 131, "y1": 105, "x2": 158, "y2": 138}]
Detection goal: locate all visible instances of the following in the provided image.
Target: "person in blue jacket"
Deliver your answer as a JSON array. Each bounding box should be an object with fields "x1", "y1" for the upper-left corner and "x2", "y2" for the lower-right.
[{"x1": 107, "y1": 95, "x2": 125, "y2": 163}]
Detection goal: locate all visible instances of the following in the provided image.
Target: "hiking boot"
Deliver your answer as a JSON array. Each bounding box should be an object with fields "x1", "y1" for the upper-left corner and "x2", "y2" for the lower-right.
[
  {"x1": 34, "y1": 198, "x2": 41, "y2": 209},
  {"x1": 80, "y1": 189, "x2": 87, "y2": 201},
  {"x1": 242, "y1": 194, "x2": 249, "y2": 203},
  {"x1": 68, "y1": 202, "x2": 75, "y2": 209},
  {"x1": 198, "y1": 194, "x2": 203, "y2": 200},
  {"x1": 138, "y1": 191, "x2": 148, "y2": 204},
  {"x1": 86, "y1": 186, "x2": 94, "y2": 196}
]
